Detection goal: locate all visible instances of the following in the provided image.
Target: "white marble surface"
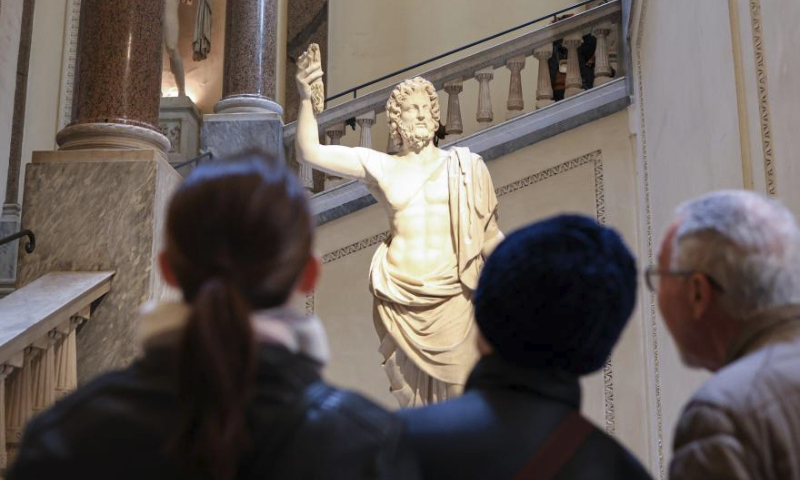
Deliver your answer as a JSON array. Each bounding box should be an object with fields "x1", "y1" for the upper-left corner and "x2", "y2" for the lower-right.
[{"x1": 0, "y1": 271, "x2": 113, "y2": 365}]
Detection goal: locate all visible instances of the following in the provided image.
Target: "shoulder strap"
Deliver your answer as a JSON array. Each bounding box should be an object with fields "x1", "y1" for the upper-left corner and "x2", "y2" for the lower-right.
[{"x1": 513, "y1": 411, "x2": 594, "y2": 480}]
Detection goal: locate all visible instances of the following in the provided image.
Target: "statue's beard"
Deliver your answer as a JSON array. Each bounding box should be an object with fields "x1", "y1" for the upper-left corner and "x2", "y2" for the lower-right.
[{"x1": 397, "y1": 118, "x2": 436, "y2": 151}]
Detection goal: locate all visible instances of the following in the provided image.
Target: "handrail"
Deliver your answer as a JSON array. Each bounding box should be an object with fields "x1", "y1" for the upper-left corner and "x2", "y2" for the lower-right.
[
  {"x1": 285, "y1": 0, "x2": 621, "y2": 139},
  {"x1": 0, "y1": 230, "x2": 35, "y2": 254},
  {"x1": 326, "y1": 0, "x2": 607, "y2": 102},
  {"x1": 0, "y1": 271, "x2": 113, "y2": 366},
  {"x1": 171, "y1": 151, "x2": 212, "y2": 170}
]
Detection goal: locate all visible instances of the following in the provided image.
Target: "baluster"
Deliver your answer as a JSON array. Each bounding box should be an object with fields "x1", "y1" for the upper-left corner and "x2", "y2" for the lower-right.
[
  {"x1": 533, "y1": 45, "x2": 555, "y2": 109},
  {"x1": 30, "y1": 337, "x2": 56, "y2": 415},
  {"x1": 563, "y1": 33, "x2": 585, "y2": 98},
  {"x1": 54, "y1": 322, "x2": 78, "y2": 399},
  {"x1": 325, "y1": 123, "x2": 345, "y2": 146},
  {"x1": 356, "y1": 111, "x2": 376, "y2": 148},
  {"x1": 593, "y1": 23, "x2": 613, "y2": 86},
  {"x1": 325, "y1": 124, "x2": 347, "y2": 190},
  {"x1": 444, "y1": 79, "x2": 464, "y2": 140},
  {"x1": 474, "y1": 67, "x2": 494, "y2": 129},
  {"x1": 0, "y1": 365, "x2": 12, "y2": 469},
  {"x1": 6, "y1": 351, "x2": 33, "y2": 462},
  {"x1": 506, "y1": 56, "x2": 526, "y2": 119}
]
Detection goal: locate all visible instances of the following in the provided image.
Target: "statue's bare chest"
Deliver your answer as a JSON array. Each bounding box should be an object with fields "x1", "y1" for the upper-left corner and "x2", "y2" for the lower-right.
[{"x1": 381, "y1": 162, "x2": 449, "y2": 212}]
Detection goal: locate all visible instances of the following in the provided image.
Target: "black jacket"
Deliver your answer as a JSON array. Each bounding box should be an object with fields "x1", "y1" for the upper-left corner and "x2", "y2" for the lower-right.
[
  {"x1": 399, "y1": 355, "x2": 652, "y2": 480},
  {"x1": 8, "y1": 344, "x2": 420, "y2": 480}
]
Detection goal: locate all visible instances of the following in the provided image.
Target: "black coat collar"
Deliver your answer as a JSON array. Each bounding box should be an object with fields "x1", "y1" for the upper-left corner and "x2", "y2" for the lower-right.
[{"x1": 465, "y1": 354, "x2": 582, "y2": 409}]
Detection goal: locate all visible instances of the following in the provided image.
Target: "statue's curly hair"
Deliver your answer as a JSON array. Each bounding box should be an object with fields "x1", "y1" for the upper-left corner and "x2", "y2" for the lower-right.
[{"x1": 385, "y1": 77, "x2": 441, "y2": 147}]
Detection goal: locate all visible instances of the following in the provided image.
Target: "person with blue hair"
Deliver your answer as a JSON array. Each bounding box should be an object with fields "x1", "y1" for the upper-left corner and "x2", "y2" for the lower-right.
[{"x1": 399, "y1": 214, "x2": 652, "y2": 480}]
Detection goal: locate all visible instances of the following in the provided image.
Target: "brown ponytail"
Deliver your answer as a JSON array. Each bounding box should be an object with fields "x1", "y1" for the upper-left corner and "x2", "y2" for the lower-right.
[
  {"x1": 162, "y1": 152, "x2": 314, "y2": 479},
  {"x1": 175, "y1": 278, "x2": 255, "y2": 480}
]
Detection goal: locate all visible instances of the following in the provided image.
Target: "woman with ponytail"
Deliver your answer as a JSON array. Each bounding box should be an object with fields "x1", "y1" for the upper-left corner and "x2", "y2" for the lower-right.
[{"x1": 8, "y1": 152, "x2": 420, "y2": 480}]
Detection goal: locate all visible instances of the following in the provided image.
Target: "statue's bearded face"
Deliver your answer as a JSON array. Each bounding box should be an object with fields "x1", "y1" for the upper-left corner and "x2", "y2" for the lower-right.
[{"x1": 397, "y1": 91, "x2": 437, "y2": 151}]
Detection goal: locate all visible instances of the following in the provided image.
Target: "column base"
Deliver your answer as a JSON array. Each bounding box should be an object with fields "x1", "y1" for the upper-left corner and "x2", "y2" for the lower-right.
[
  {"x1": 56, "y1": 123, "x2": 171, "y2": 154},
  {"x1": 214, "y1": 95, "x2": 284, "y2": 115},
  {"x1": 0, "y1": 203, "x2": 22, "y2": 298},
  {"x1": 201, "y1": 112, "x2": 284, "y2": 162},
  {"x1": 16, "y1": 149, "x2": 182, "y2": 383}
]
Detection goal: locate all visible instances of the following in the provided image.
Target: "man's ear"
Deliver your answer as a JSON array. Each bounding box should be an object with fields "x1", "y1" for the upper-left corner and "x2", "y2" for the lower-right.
[
  {"x1": 296, "y1": 254, "x2": 321, "y2": 293},
  {"x1": 158, "y1": 252, "x2": 180, "y2": 288},
  {"x1": 688, "y1": 272, "x2": 714, "y2": 321}
]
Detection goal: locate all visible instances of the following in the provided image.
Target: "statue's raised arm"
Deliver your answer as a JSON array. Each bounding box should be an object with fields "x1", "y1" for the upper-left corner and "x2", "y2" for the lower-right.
[{"x1": 295, "y1": 44, "x2": 367, "y2": 180}]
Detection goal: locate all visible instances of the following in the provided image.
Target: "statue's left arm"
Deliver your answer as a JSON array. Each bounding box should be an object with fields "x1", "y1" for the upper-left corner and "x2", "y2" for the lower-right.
[
  {"x1": 482, "y1": 215, "x2": 504, "y2": 259},
  {"x1": 473, "y1": 152, "x2": 504, "y2": 259}
]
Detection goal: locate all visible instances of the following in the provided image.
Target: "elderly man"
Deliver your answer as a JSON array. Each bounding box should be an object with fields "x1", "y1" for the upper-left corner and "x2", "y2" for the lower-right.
[
  {"x1": 399, "y1": 215, "x2": 652, "y2": 480},
  {"x1": 650, "y1": 190, "x2": 800, "y2": 480},
  {"x1": 295, "y1": 49, "x2": 503, "y2": 406}
]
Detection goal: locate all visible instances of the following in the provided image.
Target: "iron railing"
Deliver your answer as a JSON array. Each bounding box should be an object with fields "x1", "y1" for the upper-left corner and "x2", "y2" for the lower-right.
[{"x1": 0, "y1": 230, "x2": 35, "y2": 254}]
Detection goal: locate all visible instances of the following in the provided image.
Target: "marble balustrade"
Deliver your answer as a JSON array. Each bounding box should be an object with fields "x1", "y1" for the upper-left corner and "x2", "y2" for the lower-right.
[
  {"x1": 285, "y1": 0, "x2": 622, "y2": 192},
  {"x1": 0, "y1": 271, "x2": 113, "y2": 467}
]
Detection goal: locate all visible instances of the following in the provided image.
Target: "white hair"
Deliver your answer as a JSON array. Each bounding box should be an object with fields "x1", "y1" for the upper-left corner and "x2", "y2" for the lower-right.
[{"x1": 672, "y1": 190, "x2": 800, "y2": 319}]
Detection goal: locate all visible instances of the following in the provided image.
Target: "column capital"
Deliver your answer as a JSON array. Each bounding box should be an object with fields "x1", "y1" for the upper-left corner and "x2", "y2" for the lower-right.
[
  {"x1": 563, "y1": 32, "x2": 584, "y2": 48},
  {"x1": 443, "y1": 79, "x2": 464, "y2": 92},
  {"x1": 533, "y1": 43, "x2": 553, "y2": 59},
  {"x1": 474, "y1": 67, "x2": 494, "y2": 81},
  {"x1": 506, "y1": 55, "x2": 526, "y2": 71},
  {"x1": 356, "y1": 111, "x2": 376, "y2": 125}
]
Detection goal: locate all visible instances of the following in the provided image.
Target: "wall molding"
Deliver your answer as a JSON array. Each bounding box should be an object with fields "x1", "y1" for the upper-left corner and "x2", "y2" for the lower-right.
[
  {"x1": 314, "y1": 149, "x2": 615, "y2": 431},
  {"x1": 634, "y1": 0, "x2": 665, "y2": 477},
  {"x1": 748, "y1": 0, "x2": 777, "y2": 196}
]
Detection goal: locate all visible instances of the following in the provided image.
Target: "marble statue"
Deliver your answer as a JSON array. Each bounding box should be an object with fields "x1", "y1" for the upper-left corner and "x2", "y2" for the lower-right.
[
  {"x1": 164, "y1": 0, "x2": 211, "y2": 96},
  {"x1": 295, "y1": 44, "x2": 504, "y2": 407},
  {"x1": 164, "y1": 0, "x2": 186, "y2": 96}
]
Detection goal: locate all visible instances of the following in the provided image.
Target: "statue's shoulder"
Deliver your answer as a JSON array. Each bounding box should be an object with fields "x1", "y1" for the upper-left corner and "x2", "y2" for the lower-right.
[{"x1": 354, "y1": 147, "x2": 393, "y2": 183}]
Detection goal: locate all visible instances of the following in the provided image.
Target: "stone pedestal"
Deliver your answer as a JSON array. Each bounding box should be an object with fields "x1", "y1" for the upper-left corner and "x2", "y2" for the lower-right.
[
  {"x1": 0, "y1": 204, "x2": 21, "y2": 297},
  {"x1": 159, "y1": 96, "x2": 202, "y2": 166},
  {"x1": 16, "y1": 150, "x2": 181, "y2": 383},
  {"x1": 201, "y1": 112, "x2": 283, "y2": 161}
]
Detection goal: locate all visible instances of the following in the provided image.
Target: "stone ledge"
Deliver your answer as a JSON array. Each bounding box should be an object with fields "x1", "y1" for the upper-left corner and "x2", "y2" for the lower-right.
[{"x1": 0, "y1": 271, "x2": 113, "y2": 365}]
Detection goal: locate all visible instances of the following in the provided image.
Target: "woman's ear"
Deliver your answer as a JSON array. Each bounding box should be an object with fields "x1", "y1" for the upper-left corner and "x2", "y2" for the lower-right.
[
  {"x1": 296, "y1": 254, "x2": 321, "y2": 293},
  {"x1": 158, "y1": 251, "x2": 180, "y2": 288}
]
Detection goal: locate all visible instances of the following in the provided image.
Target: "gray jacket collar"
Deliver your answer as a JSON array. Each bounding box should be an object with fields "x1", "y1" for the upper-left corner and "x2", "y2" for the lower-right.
[{"x1": 726, "y1": 304, "x2": 800, "y2": 364}]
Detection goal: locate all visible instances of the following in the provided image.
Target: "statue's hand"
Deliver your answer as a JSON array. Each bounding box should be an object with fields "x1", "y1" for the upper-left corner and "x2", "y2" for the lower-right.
[{"x1": 296, "y1": 44, "x2": 324, "y2": 113}]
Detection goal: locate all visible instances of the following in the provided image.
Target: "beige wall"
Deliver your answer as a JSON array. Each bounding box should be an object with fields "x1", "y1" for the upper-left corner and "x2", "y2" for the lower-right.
[
  {"x1": 0, "y1": 0, "x2": 23, "y2": 205},
  {"x1": 626, "y1": 0, "x2": 800, "y2": 475},
  {"x1": 14, "y1": 0, "x2": 67, "y2": 206},
  {"x1": 313, "y1": 110, "x2": 651, "y2": 462}
]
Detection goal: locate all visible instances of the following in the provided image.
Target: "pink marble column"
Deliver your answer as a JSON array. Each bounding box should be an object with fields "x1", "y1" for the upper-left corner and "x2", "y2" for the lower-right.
[
  {"x1": 215, "y1": 0, "x2": 282, "y2": 114},
  {"x1": 56, "y1": 0, "x2": 169, "y2": 152}
]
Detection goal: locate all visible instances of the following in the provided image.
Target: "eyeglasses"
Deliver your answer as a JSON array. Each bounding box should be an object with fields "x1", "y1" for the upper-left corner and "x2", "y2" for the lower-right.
[{"x1": 644, "y1": 265, "x2": 725, "y2": 293}]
